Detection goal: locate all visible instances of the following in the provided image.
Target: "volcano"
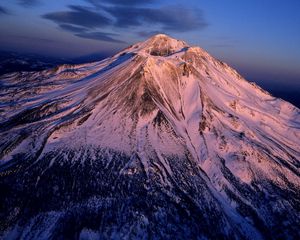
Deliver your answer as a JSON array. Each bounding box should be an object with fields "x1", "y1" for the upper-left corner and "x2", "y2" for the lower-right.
[{"x1": 0, "y1": 34, "x2": 299, "y2": 240}]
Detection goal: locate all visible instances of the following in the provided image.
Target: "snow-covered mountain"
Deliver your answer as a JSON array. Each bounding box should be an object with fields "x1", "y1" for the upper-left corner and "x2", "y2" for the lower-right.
[{"x1": 0, "y1": 34, "x2": 299, "y2": 240}]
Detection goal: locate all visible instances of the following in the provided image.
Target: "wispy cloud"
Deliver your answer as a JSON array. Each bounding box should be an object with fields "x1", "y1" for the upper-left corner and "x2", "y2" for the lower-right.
[
  {"x1": 42, "y1": 6, "x2": 124, "y2": 43},
  {"x1": 17, "y1": 0, "x2": 40, "y2": 7},
  {"x1": 105, "y1": 5, "x2": 207, "y2": 32},
  {"x1": 75, "y1": 32, "x2": 125, "y2": 43},
  {"x1": 59, "y1": 24, "x2": 88, "y2": 33},
  {"x1": 0, "y1": 6, "x2": 10, "y2": 15},
  {"x1": 42, "y1": 5, "x2": 112, "y2": 29},
  {"x1": 86, "y1": 0, "x2": 158, "y2": 7},
  {"x1": 42, "y1": 2, "x2": 208, "y2": 43}
]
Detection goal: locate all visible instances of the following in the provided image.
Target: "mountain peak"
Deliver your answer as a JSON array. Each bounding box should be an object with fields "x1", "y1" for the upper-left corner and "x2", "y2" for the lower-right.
[
  {"x1": 131, "y1": 33, "x2": 188, "y2": 56},
  {"x1": 150, "y1": 33, "x2": 170, "y2": 38},
  {"x1": 148, "y1": 33, "x2": 177, "y2": 42}
]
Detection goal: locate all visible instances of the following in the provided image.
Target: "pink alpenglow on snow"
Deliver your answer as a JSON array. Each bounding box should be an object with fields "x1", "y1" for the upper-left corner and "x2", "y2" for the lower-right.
[{"x1": 0, "y1": 34, "x2": 299, "y2": 240}]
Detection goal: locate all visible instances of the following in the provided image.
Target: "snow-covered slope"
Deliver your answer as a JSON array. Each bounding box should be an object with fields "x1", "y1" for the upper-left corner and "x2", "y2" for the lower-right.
[{"x1": 0, "y1": 34, "x2": 299, "y2": 240}]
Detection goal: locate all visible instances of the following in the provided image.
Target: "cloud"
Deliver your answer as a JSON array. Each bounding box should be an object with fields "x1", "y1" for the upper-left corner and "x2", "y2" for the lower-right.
[
  {"x1": 59, "y1": 24, "x2": 88, "y2": 33},
  {"x1": 0, "y1": 6, "x2": 9, "y2": 15},
  {"x1": 75, "y1": 32, "x2": 126, "y2": 43},
  {"x1": 42, "y1": 5, "x2": 112, "y2": 29},
  {"x1": 43, "y1": 3, "x2": 207, "y2": 33},
  {"x1": 42, "y1": 6, "x2": 125, "y2": 43},
  {"x1": 42, "y1": 3, "x2": 207, "y2": 43},
  {"x1": 18, "y1": 0, "x2": 40, "y2": 7},
  {"x1": 86, "y1": 0, "x2": 157, "y2": 7},
  {"x1": 105, "y1": 5, "x2": 208, "y2": 32}
]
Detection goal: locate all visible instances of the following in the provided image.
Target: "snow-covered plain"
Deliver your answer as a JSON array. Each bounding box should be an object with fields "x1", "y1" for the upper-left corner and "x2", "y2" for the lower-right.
[{"x1": 0, "y1": 34, "x2": 299, "y2": 240}]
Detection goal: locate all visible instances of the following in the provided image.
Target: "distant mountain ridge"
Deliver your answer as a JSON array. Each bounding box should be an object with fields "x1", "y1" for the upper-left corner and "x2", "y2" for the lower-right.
[
  {"x1": 0, "y1": 34, "x2": 299, "y2": 240},
  {"x1": 0, "y1": 51, "x2": 110, "y2": 76}
]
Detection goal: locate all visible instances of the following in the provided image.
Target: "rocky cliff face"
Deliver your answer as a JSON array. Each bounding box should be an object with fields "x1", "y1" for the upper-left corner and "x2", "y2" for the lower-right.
[{"x1": 0, "y1": 34, "x2": 299, "y2": 240}]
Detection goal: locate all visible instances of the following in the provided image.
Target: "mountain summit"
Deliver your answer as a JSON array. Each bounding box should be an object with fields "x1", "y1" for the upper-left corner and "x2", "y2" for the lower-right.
[
  {"x1": 132, "y1": 34, "x2": 188, "y2": 56},
  {"x1": 0, "y1": 34, "x2": 299, "y2": 240}
]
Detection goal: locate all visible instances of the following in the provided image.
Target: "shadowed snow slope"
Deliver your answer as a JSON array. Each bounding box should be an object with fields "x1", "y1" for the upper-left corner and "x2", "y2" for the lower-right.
[{"x1": 0, "y1": 34, "x2": 299, "y2": 240}]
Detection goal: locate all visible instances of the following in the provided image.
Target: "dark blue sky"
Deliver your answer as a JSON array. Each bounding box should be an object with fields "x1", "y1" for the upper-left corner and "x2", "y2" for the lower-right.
[{"x1": 0, "y1": 0, "x2": 300, "y2": 89}]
